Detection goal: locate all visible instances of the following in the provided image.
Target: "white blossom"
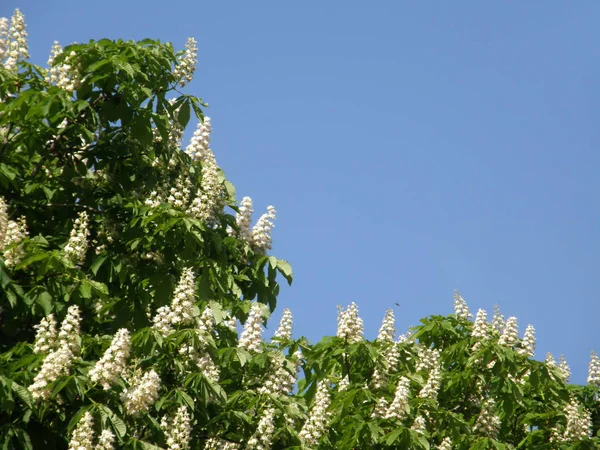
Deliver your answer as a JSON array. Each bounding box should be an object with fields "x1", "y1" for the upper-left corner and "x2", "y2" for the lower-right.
[
  {"x1": 0, "y1": 18, "x2": 8, "y2": 62},
  {"x1": 376, "y1": 309, "x2": 395, "y2": 342},
  {"x1": 64, "y1": 211, "x2": 90, "y2": 265},
  {"x1": 438, "y1": 437, "x2": 452, "y2": 450},
  {"x1": 371, "y1": 397, "x2": 389, "y2": 419},
  {"x1": 173, "y1": 37, "x2": 197, "y2": 86},
  {"x1": 385, "y1": 376, "x2": 410, "y2": 420},
  {"x1": 161, "y1": 406, "x2": 192, "y2": 450},
  {"x1": 491, "y1": 304, "x2": 505, "y2": 335},
  {"x1": 89, "y1": 328, "x2": 131, "y2": 389},
  {"x1": 2, "y1": 9, "x2": 28, "y2": 70},
  {"x1": 518, "y1": 324, "x2": 535, "y2": 358},
  {"x1": 238, "y1": 303, "x2": 265, "y2": 352},
  {"x1": 28, "y1": 345, "x2": 74, "y2": 400},
  {"x1": 167, "y1": 172, "x2": 191, "y2": 209},
  {"x1": 545, "y1": 352, "x2": 557, "y2": 368},
  {"x1": 372, "y1": 341, "x2": 400, "y2": 389},
  {"x1": 58, "y1": 305, "x2": 82, "y2": 354},
  {"x1": 68, "y1": 411, "x2": 94, "y2": 450},
  {"x1": 152, "y1": 268, "x2": 196, "y2": 335},
  {"x1": 188, "y1": 118, "x2": 225, "y2": 224},
  {"x1": 453, "y1": 289, "x2": 472, "y2": 320},
  {"x1": 299, "y1": 382, "x2": 331, "y2": 446},
  {"x1": 498, "y1": 316, "x2": 518, "y2": 347},
  {"x1": 471, "y1": 308, "x2": 490, "y2": 351},
  {"x1": 273, "y1": 308, "x2": 293, "y2": 340},
  {"x1": 415, "y1": 347, "x2": 440, "y2": 372},
  {"x1": 204, "y1": 438, "x2": 240, "y2": 450},
  {"x1": 337, "y1": 376, "x2": 350, "y2": 391},
  {"x1": 229, "y1": 196, "x2": 253, "y2": 242},
  {"x1": 258, "y1": 351, "x2": 296, "y2": 395},
  {"x1": 33, "y1": 314, "x2": 58, "y2": 354},
  {"x1": 411, "y1": 415, "x2": 427, "y2": 434},
  {"x1": 558, "y1": 355, "x2": 571, "y2": 383},
  {"x1": 336, "y1": 302, "x2": 364, "y2": 343},
  {"x1": 418, "y1": 364, "x2": 441, "y2": 400},
  {"x1": 0, "y1": 196, "x2": 7, "y2": 246},
  {"x1": 247, "y1": 407, "x2": 276, "y2": 450},
  {"x1": 3, "y1": 216, "x2": 28, "y2": 267},
  {"x1": 251, "y1": 206, "x2": 276, "y2": 254},
  {"x1": 97, "y1": 429, "x2": 115, "y2": 450},
  {"x1": 563, "y1": 397, "x2": 592, "y2": 441},
  {"x1": 587, "y1": 351, "x2": 600, "y2": 387},
  {"x1": 122, "y1": 369, "x2": 161, "y2": 415},
  {"x1": 473, "y1": 398, "x2": 500, "y2": 439}
]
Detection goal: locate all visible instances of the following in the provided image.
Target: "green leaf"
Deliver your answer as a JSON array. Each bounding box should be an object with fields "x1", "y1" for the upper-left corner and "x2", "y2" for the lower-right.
[
  {"x1": 90, "y1": 255, "x2": 107, "y2": 275},
  {"x1": 177, "y1": 99, "x2": 190, "y2": 128},
  {"x1": 36, "y1": 291, "x2": 52, "y2": 315},
  {"x1": 276, "y1": 259, "x2": 293, "y2": 285}
]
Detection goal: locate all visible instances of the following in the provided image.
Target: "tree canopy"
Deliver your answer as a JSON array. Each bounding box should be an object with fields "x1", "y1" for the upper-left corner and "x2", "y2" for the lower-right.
[{"x1": 0, "y1": 9, "x2": 598, "y2": 450}]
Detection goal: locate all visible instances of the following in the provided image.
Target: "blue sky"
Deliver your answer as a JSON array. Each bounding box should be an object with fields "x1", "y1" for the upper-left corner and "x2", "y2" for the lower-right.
[{"x1": 5, "y1": 1, "x2": 599, "y2": 383}]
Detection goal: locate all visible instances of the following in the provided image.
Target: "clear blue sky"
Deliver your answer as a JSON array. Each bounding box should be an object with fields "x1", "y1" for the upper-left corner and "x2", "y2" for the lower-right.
[{"x1": 6, "y1": 1, "x2": 599, "y2": 384}]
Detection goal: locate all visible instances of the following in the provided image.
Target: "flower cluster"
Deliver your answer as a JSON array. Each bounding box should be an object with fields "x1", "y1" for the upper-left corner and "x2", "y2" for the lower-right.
[
  {"x1": 68, "y1": 411, "x2": 95, "y2": 450},
  {"x1": 46, "y1": 42, "x2": 81, "y2": 93},
  {"x1": 473, "y1": 398, "x2": 501, "y2": 438},
  {"x1": 230, "y1": 196, "x2": 253, "y2": 242},
  {"x1": 173, "y1": 37, "x2": 197, "y2": 87},
  {"x1": 271, "y1": 308, "x2": 292, "y2": 340},
  {"x1": 385, "y1": 376, "x2": 411, "y2": 420},
  {"x1": 418, "y1": 364, "x2": 442, "y2": 400},
  {"x1": 161, "y1": 406, "x2": 192, "y2": 450},
  {"x1": 89, "y1": 328, "x2": 131, "y2": 389},
  {"x1": 336, "y1": 302, "x2": 364, "y2": 343},
  {"x1": 29, "y1": 306, "x2": 81, "y2": 400},
  {"x1": 0, "y1": 197, "x2": 7, "y2": 245},
  {"x1": 228, "y1": 197, "x2": 277, "y2": 254},
  {"x1": 0, "y1": 18, "x2": 8, "y2": 62},
  {"x1": 188, "y1": 118, "x2": 225, "y2": 224},
  {"x1": 376, "y1": 309, "x2": 395, "y2": 342},
  {"x1": 96, "y1": 430, "x2": 115, "y2": 450},
  {"x1": 29, "y1": 345, "x2": 75, "y2": 400},
  {"x1": 438, "y1": 437, "x2": 452, "y2": 450},
  {"x1": 453, "y1": 289, "x2": 472, "y2": 320},
  {"x1": 122, "y1": 369, "x2": 161, "y2": 415},
  {"x1": 167, "y1": 172, "x2": 192, "y2": 209},
  {"x1": 371, "y1": 397, "x2": 389, "y2": 419},
  {"x1": 2, "y1": 215, "x2": 28, "y2": 268},
  {"x1": 64, "y1": 211, "x2": 90, "y2": 265},
  {"x1": 1, "y1": 9, "x2": 28, "y2": 70},
  {"x1": 551, "y1": 397, "x2": 592, "y2": 442},
  {"x1": 247, "y1": 407, "x2": 276, "y2": 450},
  {"x1": 471, "y1": 308, "x2": 490, "y2": 351},
  {"x1": 498, "y1": 316, "x2": 519, "y2": 347},
  {"x1": 491, "y1": 304, "x2": 505, "y2": 335},
  {"x1": 153, "y1": 268, "x2": 196, "y2": 335},
  {"x1": 518, "y1": 324, "x2": 536, "y2": 357},
  {"x1": 415, "y1": 346, "x2": 441, "y2": 372},
  {"x1": 588, "y1": 351, "x2": 600, "y2": 387},
  {"x1": 558, "y1": 355, "x2": 571, "y2": 383},
  {"x1": 58, "y1": 305, "x2": 82, "y2": 353},
  {"x1": 411, "y1": 415, "x2": 427, "y2": 434},
  {"x1": 371, "y1": 341, "x2": 400, "y2": 389},
  {"x1": 299, "y1": 382, "x2": 331, "y2": 446},
  {"x1": 238, "y1": 302, "x2": 265, "y2": 352},
  {"x1": 33, "y1": 314, "x2": 58, "y2": 354},
  {"x1": 251, "y1": 206, "x2": 276, "y2": 254},
  {"x1": 258, "y1": 351, "x2": 297, "y2": 395}
]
